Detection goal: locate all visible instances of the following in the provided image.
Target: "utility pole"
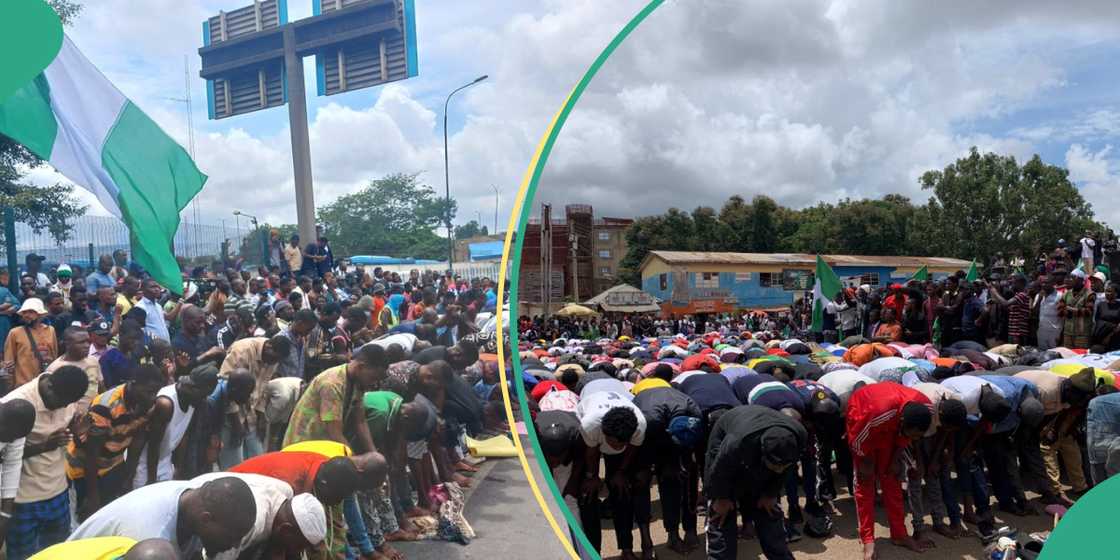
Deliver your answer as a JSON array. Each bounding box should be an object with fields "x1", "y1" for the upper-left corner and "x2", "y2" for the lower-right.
[
  {"x1": 569, "y1": 231, "x2": 579, "y2": 303},
  {"x1": 443, "y1": 75, "x2": 489, "y2": 271},
  {"x1": 200, "y1": 0, "x2": 420, "y2": 255},
  {"x1": 492, "y1": 185, "x2": 500, "y2": 235},
  {"x1": 284, "y1": 26, "x2": 317, "y2": 246}
]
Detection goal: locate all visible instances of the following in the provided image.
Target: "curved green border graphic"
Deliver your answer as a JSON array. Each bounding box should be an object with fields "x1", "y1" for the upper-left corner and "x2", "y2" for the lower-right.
[{"x1": 497, "y1": 1, "x2": 665, "y2": 558}]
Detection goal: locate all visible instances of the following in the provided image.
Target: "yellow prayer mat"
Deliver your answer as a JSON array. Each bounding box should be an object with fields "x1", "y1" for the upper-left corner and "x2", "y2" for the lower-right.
[{"x1": 466, "y1": 434, "x2": 518, "y2": 457}]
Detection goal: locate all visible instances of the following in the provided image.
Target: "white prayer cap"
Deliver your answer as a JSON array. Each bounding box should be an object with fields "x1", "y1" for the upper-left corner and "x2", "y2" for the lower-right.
[{"x1": 291, "y1": 493, "x2": 327, "y2": 545}]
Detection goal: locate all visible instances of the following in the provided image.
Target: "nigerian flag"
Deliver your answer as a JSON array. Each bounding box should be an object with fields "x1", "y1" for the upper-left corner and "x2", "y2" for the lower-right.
[
  {"x1": 811, "y1": 255, "x2": 842, "y2": 332},
  {"x1": 0, "y1": 36, "x2": 204, "y2": 295}
]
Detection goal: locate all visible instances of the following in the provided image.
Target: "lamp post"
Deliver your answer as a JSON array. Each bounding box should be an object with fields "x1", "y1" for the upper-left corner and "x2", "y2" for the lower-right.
[
  {"x1": 491, "y1": 184, "x2": 500, "y2": 235},
  {"x1": 233, "y1": 210, "x2": 264, "y2": 266},
  {"x1": 443, "y1": 74, "x2": 488, "y2": 272}
]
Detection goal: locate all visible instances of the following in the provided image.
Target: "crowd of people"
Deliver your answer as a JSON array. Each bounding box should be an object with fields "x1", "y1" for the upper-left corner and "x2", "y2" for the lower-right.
[
  {"x1": 518, "y1": 241, "x2": 1119, "y2": 560},
  {"x1": 0, "y1": 241, "x2": 509, "y2": 560}
]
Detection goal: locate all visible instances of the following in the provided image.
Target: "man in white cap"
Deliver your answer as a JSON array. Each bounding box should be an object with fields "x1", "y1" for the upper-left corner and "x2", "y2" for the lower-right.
[
  {"x1": 189, "y1": 472, "x2": 326, "y2": 560},
  {"x1": 2, "y1": 298, "x2": 59, "y2": 389},
  {"x1": 49, "y1": 265, "x2": 74, "y2": 310}
]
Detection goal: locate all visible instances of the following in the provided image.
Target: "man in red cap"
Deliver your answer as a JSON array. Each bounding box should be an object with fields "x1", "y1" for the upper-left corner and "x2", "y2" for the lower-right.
[{"x1": 846, "y1": 383, "x2": 932, "y2": 560}]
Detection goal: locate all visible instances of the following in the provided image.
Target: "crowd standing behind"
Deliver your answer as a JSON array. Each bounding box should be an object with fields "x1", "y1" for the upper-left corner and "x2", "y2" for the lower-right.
[
  {"x1": 521, "y1": 237, "x2": 1120, "y2": 560},
  {"x1": 0, "y1": 235, "x2": 510, "y2": 560}
]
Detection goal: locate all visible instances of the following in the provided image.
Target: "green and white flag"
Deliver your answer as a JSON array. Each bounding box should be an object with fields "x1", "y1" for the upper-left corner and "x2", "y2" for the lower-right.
[
  {"x1": 0, "y1": 36, "x2": 205, "y2": 295},
  {"x1": 965, "y1": 259, "x2": 980, "y2": 283},
  {"x1": 811, "y1": 255, "x2": 842, "y2": 332},
  {"x1": 910, "y1": 265, "x2": 929, "y2": 282}
]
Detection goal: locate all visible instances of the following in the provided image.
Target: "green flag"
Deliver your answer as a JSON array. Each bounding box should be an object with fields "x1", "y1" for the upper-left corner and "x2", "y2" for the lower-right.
[
  {"x1": 0, "y1": 36, "x2": 203, "y2": 295},
  {"x1": 811, "y1": 255, "x2": 842, "y2": 332},
  {"x1": 965, "y1": 260, "x2": 979, "y2": 282},
  {"x1": 910, "y1": 265, "x2": 929, "y2": 282}
]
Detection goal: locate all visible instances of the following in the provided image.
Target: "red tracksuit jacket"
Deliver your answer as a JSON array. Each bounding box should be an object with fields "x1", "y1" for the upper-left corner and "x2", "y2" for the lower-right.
[{"x1": 846, "y1": 382, "x2": 931, "y2": 458}]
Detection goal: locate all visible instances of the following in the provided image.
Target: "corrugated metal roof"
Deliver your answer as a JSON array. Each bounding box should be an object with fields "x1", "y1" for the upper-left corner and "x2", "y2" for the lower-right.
[{"x1": 645, "y1": 251, "x2": 971, "y2": 269}]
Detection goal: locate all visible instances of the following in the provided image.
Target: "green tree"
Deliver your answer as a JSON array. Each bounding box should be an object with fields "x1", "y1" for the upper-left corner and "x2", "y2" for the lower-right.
[
  {"x1": 454, "y1": 220, "x2": 488, "y2": 240},
  {"x1": 617, "y1": 208, "x2": 696, "y2": 285},
  {"x1": 918, "y1": 147, "x2": 1097, "y2": 265},
  {"x1": 691, "y1": 206, "x2": 728, "y2": 251},
  {"x1": 317, "y1": 173, "x2": 455, "y2": 260},
  {"x1": 0, "y1": 0, "x2": 87, "y2": 248}
]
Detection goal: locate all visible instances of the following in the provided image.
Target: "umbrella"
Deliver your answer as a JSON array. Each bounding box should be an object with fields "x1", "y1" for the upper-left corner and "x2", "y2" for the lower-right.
[{"x1": 555, "y1": 303, "x2": 598, "y2": 317}]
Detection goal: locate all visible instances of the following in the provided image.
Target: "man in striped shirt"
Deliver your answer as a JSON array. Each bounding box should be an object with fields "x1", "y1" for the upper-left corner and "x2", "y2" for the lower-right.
[
  {"x1": 66, "y1": 364, "x2": 164, "y2": 520},
  {"x1": 987, "y1": 275, "x2": 1031, "y2": 345},
  {"x1": 845, "y1": 383, "x2": 932, "y2": 560}
]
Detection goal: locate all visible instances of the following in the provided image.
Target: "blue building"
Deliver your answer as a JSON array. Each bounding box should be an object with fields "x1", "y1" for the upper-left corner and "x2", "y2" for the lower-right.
[{"x1": 639, "y1": 251, "x2": 970, "y2": 314}]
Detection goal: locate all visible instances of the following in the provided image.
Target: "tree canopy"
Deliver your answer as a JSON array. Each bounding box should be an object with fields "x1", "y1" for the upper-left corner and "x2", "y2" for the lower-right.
[
  {"x1": 618, "y1": 148, "x2": 1109, "y2": 285},
  {"x1": 317, "y1": 173, "x2": 455, "y2": 259},
  {"x1": 454, "y1": 220, "x2": 489, "y2": 240}
]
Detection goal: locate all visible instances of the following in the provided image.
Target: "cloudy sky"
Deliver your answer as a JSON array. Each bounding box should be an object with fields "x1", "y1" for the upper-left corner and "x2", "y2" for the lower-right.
[{"x1": 24, "y1": 0, "x2": 1120, "y2": 233}]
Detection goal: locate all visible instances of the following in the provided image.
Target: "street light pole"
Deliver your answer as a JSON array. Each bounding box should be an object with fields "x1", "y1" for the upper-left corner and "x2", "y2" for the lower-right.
[
  {"x1": 234, "y1": 210, "x2": 264, "y2": 266},
  {"x1": 492, "y1": 184, "x2": 500, "y2": 235},
  {"x1": 443, "y1": 74, "x2": 488, "y2": 272}
]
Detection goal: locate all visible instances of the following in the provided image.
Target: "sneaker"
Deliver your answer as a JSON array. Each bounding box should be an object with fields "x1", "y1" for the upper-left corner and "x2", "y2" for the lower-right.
[
  {"x1": 980, "y1": 525, "x2": 1018, "y2": 545},
  {"x1": 786, "y1": 524, "x2": 802, "y2": 543}
]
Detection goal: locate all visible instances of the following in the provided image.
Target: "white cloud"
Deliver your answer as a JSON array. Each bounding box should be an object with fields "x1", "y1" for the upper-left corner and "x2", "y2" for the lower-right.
[
  {"x1": 18, "y1": 0, "x2": 1120, "y2": 238},
  {"x1": 1067, "y1": 143, "x2": 1120, "y2": 225}
]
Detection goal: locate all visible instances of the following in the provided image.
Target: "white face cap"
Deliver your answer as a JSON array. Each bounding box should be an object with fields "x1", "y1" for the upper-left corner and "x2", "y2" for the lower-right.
[{"x1": 290, "y1": 493, "x2": 327, "y2": 545}]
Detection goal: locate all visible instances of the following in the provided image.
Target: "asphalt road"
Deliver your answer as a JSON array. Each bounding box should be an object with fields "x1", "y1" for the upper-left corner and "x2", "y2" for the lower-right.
[{"x1": 394, "y1": 435, "x2": 573, "y2": 560}]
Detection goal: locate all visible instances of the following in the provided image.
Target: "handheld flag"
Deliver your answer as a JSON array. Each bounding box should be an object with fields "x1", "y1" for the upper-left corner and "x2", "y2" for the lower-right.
[
  {"x1": 910, "y1": 265, "x2": 929, "y2": 282},
  {"x1": 965, "y1": 259, "x2": 979, "y2": 283},
  {"x1": 0, "y1": 36, "x2": 204, "y2": 295},
  {"x1": 811, "y1": 255, "x2": 842, "y2": 332}
]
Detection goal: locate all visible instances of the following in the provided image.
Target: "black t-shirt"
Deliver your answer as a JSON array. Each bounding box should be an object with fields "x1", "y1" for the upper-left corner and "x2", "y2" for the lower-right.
[
  {"x1": 442, "y1": 374, "x2": 484, "y2": 435},
  {"x1": 632, "y1": 386, "x2": 702, "y2": 438},
  {"x1": 535, "y1": 410, "x2": 581, "y2": 460},
  {"x1": 172, "y1": 330, "x2": 216, "y2": 362},
  {"x1": 413, "y1": 346, "x2": 448, "y2": 365},
  {"x1": 676, "y1": 374, "x2": 739, "y2": 415}
]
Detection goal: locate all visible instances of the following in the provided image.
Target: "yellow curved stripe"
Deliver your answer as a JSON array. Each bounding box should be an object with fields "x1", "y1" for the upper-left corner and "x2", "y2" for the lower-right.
[{"x1": 495, "y1": 87, "x2": 580, "y2": 559}]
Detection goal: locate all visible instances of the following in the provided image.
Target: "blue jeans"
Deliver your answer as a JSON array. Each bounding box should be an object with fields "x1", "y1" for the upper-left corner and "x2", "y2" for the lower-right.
[
  {"x1": 947, "y1": 428, "x2": 994, "y2": 534},
  {"x1": 218, "y1": 424, "x2": 263, "y2": 470}
]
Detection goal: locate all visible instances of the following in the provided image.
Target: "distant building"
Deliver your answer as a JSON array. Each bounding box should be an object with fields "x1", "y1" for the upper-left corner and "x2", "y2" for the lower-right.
[
  {"x1": 453, "y1": 233, "x2": 507, "y2": 263},
  {"x1": 592, "y1": 217, "x2": 633, "y2": 294},
  {"x1": 639, "y1": 251, "x2": 971, "y2": 315},
  {"x1": 518, "y1": 204, "x2": 632, "y2": 315}
]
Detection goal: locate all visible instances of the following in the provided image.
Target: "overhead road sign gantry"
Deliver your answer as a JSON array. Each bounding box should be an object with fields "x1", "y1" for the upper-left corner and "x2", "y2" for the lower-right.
[{"x1": 199, "y1": 0, "x2": 418, "y2": 244}]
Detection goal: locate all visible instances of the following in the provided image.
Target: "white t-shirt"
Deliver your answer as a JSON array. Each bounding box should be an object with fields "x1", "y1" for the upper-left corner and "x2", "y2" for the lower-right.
[
  {"x1": 191, "y1": 472, "x2": 294, "y2": 560},
  {"x1": 672, "y1": 370, "x2": 705, "y2": 386},
  {"x1": 365, "y1": 333, "x2": 418, "y2": 355},
  {"x1": 134, "y1": 385, "x2": 195, "y2": 487},
  {"x1": 817, "y1": 370, "x2": 877, "y2": 412},
  {"x1": 70, "y1": 480, "x2": 193, "y2": 548},
  {"x1": 1082, "y1": 237, "x2": 1096, "y2": 259},
  {"x1": 911, "y1": 382, "x2": 964, "y2": 437},
  {"x1": 576, "y1": 391, "x2": 646, "y2": 455},
  {"x1": 940, "y1": 375, "x2": 1004, "y2": 418},
  {"x1": 580, "y1": 378, "x2": 630, "y2": 400},
  {"x1": 858, "y1": 357, "x2": 917, "y2": 381}
]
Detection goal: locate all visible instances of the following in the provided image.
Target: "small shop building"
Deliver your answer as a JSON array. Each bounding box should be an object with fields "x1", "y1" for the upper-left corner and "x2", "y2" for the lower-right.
[{"x1": 639, "y1": 251, "x2": 971, "y2": 315}]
